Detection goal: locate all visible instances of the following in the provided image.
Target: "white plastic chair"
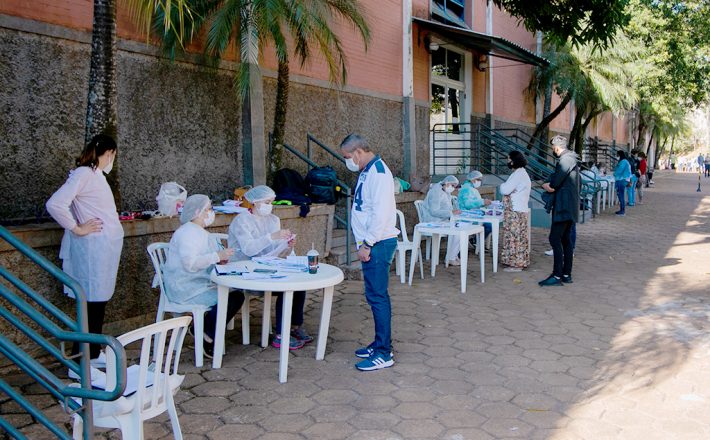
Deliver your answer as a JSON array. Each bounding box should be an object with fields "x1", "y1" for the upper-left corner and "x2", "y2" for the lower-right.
[
  {"x1": 71, "y1": 316, "x2": 191, "y2": 440},
  {"x1": 395, "y1": 209, "x2": 423, "y2": 283},
  {"x1": 413, "y1": 200, "x2": 436, "y2": 260},
  {"x1": 148, "y1": 242, "x2": 210, "y2": 368},
  {"x1": 210, "y1": 233, "x2": 271, "y2": 348}
]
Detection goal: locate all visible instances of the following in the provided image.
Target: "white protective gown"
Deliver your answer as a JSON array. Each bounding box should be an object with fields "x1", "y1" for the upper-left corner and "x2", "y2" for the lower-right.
[
  {"x1": 228, "y1": 211, "x2": 289, "y2": 261},
  {"x1": 163, "y1": 222, "x2": 220, "y2": 306},
  {"x1": 422, "y1": 183, "x2": 460, "y2": 261},
  {"x1": 46, "y1": 167, "x2": 124, "y2": 302}
]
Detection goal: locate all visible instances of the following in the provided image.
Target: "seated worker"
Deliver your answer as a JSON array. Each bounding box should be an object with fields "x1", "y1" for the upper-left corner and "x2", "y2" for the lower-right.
[
  {"x1": 163, "y1": 194, "x2": 245, "y2": 358},
  {"x1": 422, "y1": 175, "x2": 462, "y2": 266},
  {"x1": 457, "y1": 170, "x2": 492, "y2": 238},
  {"x1": 228, "y1": 185, "x2": 312, "y2": 350}
]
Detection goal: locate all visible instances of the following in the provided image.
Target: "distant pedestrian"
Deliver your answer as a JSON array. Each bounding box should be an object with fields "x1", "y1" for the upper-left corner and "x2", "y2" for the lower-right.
[
  {"x1": 627, "y1": 151, "x2": 640, "y2": 206},
  {"x1": 340, "y1": 134, "x2": 399, "y2": 371},
  {"x1": 539, "y1": 136, "x2": 579, "y2": 287},
  {"x1": 699, "y1": 154, "x2": 706, "y2": 175},
  {"x1": 614, "y1": 150, "x2": 632, "y2": 216},
  {"x1": 704, "y1": 154, "x2": 710, "y2": 177},
  {"x1": 637, "y1": 152, "x2": 647, "y2": 204}
]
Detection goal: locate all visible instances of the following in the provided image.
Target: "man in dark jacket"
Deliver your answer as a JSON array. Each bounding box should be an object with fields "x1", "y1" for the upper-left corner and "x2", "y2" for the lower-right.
[{"x1": 539, "y1": 136, "x2": 579, "y2": 286}]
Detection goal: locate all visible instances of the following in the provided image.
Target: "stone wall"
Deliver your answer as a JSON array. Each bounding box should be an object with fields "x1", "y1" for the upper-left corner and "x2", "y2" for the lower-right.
[
  {"x1": 0, "y1": 205, "x2": 333, "y2": 367},
  {"x1": 0, "y1": 26, "x2": 244, "y2": 222}
]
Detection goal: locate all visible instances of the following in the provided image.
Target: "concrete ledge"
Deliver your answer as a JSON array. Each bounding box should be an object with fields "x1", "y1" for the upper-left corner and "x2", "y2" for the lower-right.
[{"x1": 0, "y1": 204, "x2": 334, "y2": 357}]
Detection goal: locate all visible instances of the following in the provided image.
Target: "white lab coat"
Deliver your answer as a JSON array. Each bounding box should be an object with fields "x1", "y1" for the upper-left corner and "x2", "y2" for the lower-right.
[
  {"x1": 163, "y1": 222, "x2": 220, "y2": 306},
  {"x1": 227, "y1": 211, "x2": 289, "y2": 261},
  {"x1": 422, "y1": 183, "x2": 460, "y2": 262},
  {"x1": 422, "y1": 183, "x2": 454, "y2": 222},
  {"x1": 46, "y1": 167, "x2": 124, "y2": 302}
]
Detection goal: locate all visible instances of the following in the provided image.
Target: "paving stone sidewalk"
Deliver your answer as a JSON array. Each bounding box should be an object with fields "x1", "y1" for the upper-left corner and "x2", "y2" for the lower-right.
[{"x1": 4, "y1": 170, "x2": 710, "y2": 439}]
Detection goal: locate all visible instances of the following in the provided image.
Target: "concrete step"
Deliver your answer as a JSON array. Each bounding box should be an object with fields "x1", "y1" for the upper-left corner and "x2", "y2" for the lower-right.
[
  {"x1": 326, "y1": 243, "x2": 359, "y2": 266},
  {"x1": 331, "y1": 228, "x2": 354, "y2": 249}
]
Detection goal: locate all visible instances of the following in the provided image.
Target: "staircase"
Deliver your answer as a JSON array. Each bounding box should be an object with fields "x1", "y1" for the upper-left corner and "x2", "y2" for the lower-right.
[{"x1": 0, "y1": 225, "x2": 127, "y2": 439}]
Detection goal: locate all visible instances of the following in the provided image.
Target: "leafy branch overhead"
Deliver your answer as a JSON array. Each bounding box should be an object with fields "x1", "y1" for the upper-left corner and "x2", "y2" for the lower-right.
[{"x1": 492, "y1": 0, "x2": 630, "y2": 48}]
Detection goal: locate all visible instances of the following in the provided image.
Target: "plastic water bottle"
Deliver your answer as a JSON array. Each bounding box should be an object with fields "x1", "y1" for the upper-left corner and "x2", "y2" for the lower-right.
[{"x1": 307, "y1": 244, "x2": 319, "y2": 274}]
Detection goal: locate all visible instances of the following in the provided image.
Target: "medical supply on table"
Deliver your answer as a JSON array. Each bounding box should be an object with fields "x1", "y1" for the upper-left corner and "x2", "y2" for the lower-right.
[{"x1": 307, "y1": 245, "x2": 319, "y2": 274}]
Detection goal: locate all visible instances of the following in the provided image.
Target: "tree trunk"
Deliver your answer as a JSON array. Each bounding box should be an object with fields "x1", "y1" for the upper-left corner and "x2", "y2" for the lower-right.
[
  {"x1": 645, "y1": 129, "x2": 655, "y2": 156},
  {"x1": 540, "y1": 80, "x2": 553, "y2": 144},
  {"x1": 654, "y1": 136, "x2": 667, "y2": 169},
  {"x1": 569, "y1": 108, "x2": 583, "y2": 154},
  {"x1": 86, "y1": 0, "x2": 120, "y2": 207},
  {"x1": 635, "y1": 113, "x2": 645, "y2": 151},
  {"x1": 578, "y1": 109, "x2": 601, "y2": 156},
  {"x1": 270, "y1": 60, "x2": 290, "y2": 178},
  {"x1": 529, "y1": 93, "x2": 572, "y2": 148}
]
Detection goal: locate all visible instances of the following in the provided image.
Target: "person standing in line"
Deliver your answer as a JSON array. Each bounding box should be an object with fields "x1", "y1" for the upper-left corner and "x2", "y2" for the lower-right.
[
  {"x1": 704, "y1": 153, "x2": 710, "y2": 178},
  {"x1": 614, "y1": 150, "x2": 632, "y2": 216},
  {"x1": 698, "y1": 153, "x2": 705, "y2": 175},
  {"x1": 626, "y1": 151, "x2": 639, "y2": 207},
  {"x1": 499, "y1": 151, "x2": 531, "y2": 272},
  {"x1": 340, "y1": 134, "x2": 399, "y2": 371},
  {"x1": 539, "y1": 136, "x2": 579, "y2": 287},
  {"x1": 637, "y1": 152, "x2": 648, "y2": 204},
  {"x1": 46, "y1": 134, "x2": 124, "y2": 361}
]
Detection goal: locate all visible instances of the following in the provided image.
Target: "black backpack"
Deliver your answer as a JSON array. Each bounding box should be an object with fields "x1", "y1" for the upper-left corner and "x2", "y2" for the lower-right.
[
  {"x1": 305, "y1": 166, "x2": 338, "y2": 204},
  {"x1": 272, "y1": 168, "x2": 311, "y2": 206}
]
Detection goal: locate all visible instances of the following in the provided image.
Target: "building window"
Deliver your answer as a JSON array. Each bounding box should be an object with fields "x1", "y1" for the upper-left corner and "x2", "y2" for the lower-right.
[
  {"x1": 431, "y1": 48, "x2": 463, "y2": 82},
  {"x1": 432, "y1": 0, "x2": 467, "y2": 28}
]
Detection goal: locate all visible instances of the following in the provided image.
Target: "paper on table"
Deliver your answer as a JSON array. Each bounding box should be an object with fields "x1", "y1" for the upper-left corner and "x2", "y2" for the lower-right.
[
  {"x1": 213, "y1": 205, "x2": 249, "y2": 214},
  {"x1": 240, "y1": 272, "x2": 287, "y2": 280},
  {"x1": 215, "y1": 262, "x2": 248, "y2": 275}
]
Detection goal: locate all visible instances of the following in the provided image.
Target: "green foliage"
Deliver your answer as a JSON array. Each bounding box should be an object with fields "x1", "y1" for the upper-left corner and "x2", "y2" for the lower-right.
[{"x1": 492, "y1": 0, "x2": 630, "y2": 48}]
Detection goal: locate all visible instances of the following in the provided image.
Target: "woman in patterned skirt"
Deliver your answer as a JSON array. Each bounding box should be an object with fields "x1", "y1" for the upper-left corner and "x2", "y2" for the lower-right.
[{"x1": 499, "y1": 151, "x2": 532, "y2": 272}]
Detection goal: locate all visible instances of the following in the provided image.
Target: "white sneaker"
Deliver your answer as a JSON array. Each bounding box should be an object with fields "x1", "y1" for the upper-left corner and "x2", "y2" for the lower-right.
[
  {"x1": 447, "y1": 258, "x2": 461, "y2": 266},
  {"x1": 544, "y1": 249, "x2": 554, "y2": 256}
]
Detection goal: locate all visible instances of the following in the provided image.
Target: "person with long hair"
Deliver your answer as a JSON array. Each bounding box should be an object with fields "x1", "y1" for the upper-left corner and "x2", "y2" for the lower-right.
[
  {"x1": 499, "y1": 151, "x2": 532, "y2": 272},
  {"x1": 46, "y1": 134, "x2": 123, "y2": 361}
]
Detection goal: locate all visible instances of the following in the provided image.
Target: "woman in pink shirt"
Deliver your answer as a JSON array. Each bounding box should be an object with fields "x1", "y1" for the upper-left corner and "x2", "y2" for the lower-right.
[{"x1": 46, "y1": 135, "x2": 124, "y2": 360}]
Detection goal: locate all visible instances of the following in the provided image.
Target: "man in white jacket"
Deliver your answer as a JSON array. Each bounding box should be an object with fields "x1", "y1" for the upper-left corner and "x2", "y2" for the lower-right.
[{"x1": 341, "y1": 134, "x2": 400, "y2": 371}]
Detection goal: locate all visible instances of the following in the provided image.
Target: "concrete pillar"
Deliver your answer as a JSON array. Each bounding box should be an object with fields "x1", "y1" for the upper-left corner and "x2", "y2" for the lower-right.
[
  {"x1": 485, "y1": 1, "x2": 494, "y2": 128},
  {"x1": 402, "y1": 0, "x2": 416, "y2": 179}
]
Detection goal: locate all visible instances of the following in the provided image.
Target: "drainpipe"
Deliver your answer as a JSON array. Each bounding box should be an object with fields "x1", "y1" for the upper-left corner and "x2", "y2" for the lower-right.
[
  {"x1": 535, "y1": 31, "x2": 543, "y2": 125},
  {"x1": 402, "y1": 0, "x2": 417, "y2": 180},
  {"x1": 485, "y1": 0, "x2": 494, "y2": 128}
]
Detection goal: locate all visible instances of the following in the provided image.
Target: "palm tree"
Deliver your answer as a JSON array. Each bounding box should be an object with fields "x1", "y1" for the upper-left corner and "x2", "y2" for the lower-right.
[
  {"x1": 85, "y1": 0, "x2": 193, "y2": 206},
  {"x1": 161, "y1": 0, "x2": 370, "y2": 176}
]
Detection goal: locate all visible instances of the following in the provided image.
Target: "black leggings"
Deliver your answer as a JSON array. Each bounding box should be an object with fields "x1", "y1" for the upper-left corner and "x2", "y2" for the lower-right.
[{"x1": 71, "y1": 301, "x2": 107, "y2": 360}]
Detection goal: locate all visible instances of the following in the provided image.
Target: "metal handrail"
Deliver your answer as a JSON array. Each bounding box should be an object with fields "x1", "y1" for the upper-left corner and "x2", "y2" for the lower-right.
[
  {"x1": 273, "y1": 135, "x2": 353, "y2": 265},
  {"x1": 0, "y1": 225, "x2": 127, "y2": 439}
]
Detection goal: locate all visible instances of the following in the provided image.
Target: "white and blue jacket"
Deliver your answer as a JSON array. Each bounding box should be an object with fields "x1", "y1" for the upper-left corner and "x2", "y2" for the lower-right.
[{"x1": 350, "y1": 155, "x2": 400, "y2": 248}]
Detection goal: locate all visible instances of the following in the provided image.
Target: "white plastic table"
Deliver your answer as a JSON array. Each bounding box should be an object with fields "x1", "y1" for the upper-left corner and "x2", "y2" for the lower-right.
[
  {"x1": 210, "y1": 261, "x2": 344, "y2": 382},
  {"x1": 408, "y1": 222, "x2": 485, "y2": 293},
  {"x1": 452, "y1": 214, "x2": 502, "y2": 273}
]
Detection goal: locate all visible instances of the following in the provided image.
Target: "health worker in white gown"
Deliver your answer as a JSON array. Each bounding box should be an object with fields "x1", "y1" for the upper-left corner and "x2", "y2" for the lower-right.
[
  {"x1": 163, "y1": 194, "x2": 245, "y2": 358},
  {"x1": 46, "y1": 135, "x2": 123, "y2": 360},
  {"x1": 422, "y1": 175, "x2": 463, "y2": 266},
  {"x1": 228, "y1": 185, "x2": 313, "y2": 350}
]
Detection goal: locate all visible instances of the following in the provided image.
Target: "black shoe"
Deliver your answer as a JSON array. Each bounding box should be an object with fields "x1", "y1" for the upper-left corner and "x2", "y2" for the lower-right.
[
  {"x1": 538, "y1": 275, "x2": 564, "y2": 286},
  {"x1": 202, "y1": 338, "x2": 214, "y2": 359},
  {"x1": 561, "y1": 274, "x2": 573, "y2": 284}
]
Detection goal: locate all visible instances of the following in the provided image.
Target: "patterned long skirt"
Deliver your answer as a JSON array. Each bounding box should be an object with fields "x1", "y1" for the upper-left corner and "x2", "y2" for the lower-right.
[{"x1": 500, "y1": 195, "x2": 530, "y2": 268}]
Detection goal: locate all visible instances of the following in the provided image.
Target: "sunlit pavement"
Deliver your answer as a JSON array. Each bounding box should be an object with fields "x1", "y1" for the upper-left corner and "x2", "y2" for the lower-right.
[{"x1": 5, "y1": 170, "x2": 710, "y2": 439}]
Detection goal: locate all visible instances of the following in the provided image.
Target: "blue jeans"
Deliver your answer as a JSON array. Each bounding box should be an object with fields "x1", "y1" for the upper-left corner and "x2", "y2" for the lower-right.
[
  {"x1": 274, "y1": 291, "x2": 306, "y2": 334},
  {"x1": 361, "y1": 238, "x2": 397, "y2": 356},
  {"x1": 615, "y1": 180, "x2": 627, "y2": 213},
  {"x1": 627, "y1": 175, "x2": 638, "y2": 205}
]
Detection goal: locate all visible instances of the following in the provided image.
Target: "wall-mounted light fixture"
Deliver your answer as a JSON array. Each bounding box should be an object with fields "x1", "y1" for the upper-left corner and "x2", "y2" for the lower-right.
[
  {"x1": 475, "y1": 54, "x2": 489, "y2": 71},
  {"x1": 424, "y1": 35, "x2": 441, "y2": 53}
]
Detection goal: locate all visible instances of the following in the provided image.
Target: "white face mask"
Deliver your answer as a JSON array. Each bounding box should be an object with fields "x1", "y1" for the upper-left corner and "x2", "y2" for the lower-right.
[
  {"x1": 257, "y1": 203, "x2": 273, "y2": 216},
  {"x1": 203, "y1": 210, "x2": 215, "y2": 227},
  {"x1": 444, "y1": 185, "x2": 455, "y2": 194},
  {"x1": 103, "y1": 153, "x2": 114, "y2": 174},
  {"x1": 473, "y1": 181, "x2": 482, "y2": 188},
  {"x1": 345, "y1": 157, "x2": 360, "y2": 172}
]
